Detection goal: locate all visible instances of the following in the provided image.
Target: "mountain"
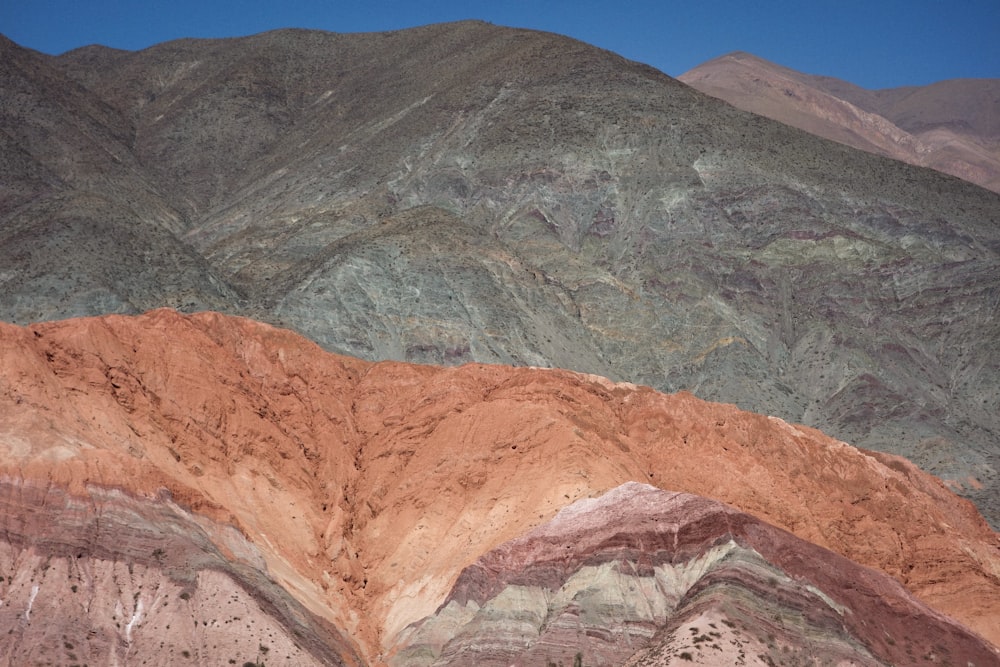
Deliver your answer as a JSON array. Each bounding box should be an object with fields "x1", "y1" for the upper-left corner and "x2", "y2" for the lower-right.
[
  {"x1": 1, "y1": 22, "x2": 999, "y2": 529},
  {"x1": 0, "y1": 310, "x2": 997, "y2": 665},
  {"x1": 679, "y1": 51, "x2": 1000, "y2": 193}
]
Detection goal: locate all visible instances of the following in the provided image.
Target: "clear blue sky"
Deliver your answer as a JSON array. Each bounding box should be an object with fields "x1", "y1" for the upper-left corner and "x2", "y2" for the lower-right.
[{"x1": 2, "y1": 0, "x2": 998, "y2": 89}]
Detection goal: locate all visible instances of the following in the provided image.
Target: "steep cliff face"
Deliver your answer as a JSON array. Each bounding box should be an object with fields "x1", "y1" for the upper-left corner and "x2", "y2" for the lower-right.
[
  {"x1": 2, "y1": 23, "x2": 998, "y2": 528},
  {"x1": 0, "y1": 311, "x2": 998, "y2": 665},
  {"x1": 394, "y1": 483, "x2": 997, "y2": 667}
]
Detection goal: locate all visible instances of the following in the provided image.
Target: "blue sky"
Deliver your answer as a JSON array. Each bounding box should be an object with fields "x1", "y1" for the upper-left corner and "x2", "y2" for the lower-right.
[{"x1": 3, "y1": 0, "x2": 998, "y2": 89}]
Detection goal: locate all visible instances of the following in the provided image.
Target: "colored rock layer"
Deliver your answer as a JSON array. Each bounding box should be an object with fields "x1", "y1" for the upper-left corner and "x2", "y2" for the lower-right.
[
  {"x1": 0, "y1": 480, "x2": 361, "y2": 666},
  {"x1": 0, "y1": 311, "x2": 998, "y2": 665},
  {"x1": 394, "y1": 483, "x2": 996, "y2": 666}
]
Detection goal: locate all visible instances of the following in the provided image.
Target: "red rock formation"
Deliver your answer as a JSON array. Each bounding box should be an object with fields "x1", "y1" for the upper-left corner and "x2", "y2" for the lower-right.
[
  {"x1": 393, "y1": 483, "x2": 998, "y2": 666},
  {"x1": 0, "y1": 310, "x2": 998, "y2": 664}
]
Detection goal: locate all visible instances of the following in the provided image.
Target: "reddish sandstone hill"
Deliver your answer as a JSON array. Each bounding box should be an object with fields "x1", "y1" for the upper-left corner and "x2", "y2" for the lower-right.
[{"x1": 0, "y1": 310, "x2": 998, "y2": 665}]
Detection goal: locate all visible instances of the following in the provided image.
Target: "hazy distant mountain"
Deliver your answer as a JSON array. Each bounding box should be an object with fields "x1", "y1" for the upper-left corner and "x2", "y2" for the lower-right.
[
  {"x1": 1, "y1": 22, "x2": 999, "y2": 530},
  {"x1": 679, "y1": 51, "x2": 1000, "y2": 193}
]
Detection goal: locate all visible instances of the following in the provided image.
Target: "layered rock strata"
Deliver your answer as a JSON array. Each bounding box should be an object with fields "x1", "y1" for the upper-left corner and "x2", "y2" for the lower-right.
[
  {"x1": 393, "y1": 483, "x2": 998, "y2": 666},
  {"x1": 0, "y1": 310, "x2": 998, "y2": 664},
  {"x1": 0, "y1": 480, "x2": 362, "y2": 666}
]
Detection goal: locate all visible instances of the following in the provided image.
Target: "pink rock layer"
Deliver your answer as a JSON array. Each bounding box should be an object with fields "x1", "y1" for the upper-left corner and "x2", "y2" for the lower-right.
[{"x1": 0, "y1": 478, "x2": 362, "y2": 666}]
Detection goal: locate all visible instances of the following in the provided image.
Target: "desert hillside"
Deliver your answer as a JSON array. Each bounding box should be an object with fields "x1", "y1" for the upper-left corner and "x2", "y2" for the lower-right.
[{"x1": 0, "y1": 310, "x2": 997, "y2": 665}]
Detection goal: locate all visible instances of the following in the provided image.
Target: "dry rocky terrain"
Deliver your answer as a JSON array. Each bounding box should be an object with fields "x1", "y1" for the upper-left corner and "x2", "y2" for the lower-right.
[
  {"x1": 2, "y1": 20, "x2": 1000, "y2": 666},
  {"x1": 0, "y1": 310, "x2": 998, "y2": 665},
  {"x1": 1, "y1": 23, "x2": 999, "y2": 526},
  {"x1": 0, "y1": 22, "x2": 1000, "y2": 525}
]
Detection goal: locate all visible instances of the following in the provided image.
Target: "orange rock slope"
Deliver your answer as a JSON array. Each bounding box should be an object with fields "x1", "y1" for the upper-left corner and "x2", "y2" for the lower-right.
[{"x1": 1, "y1": 309, "x2": 998, "y2": 662}]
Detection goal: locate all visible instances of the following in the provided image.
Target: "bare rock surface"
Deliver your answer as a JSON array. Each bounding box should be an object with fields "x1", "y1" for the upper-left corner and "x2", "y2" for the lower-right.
[
  {"x1": 0, "y1": 480, "x2": 361, "y2": 666},
  {"x1": 1, "y1": 23, "x2": 998, "y2": 527},
  {"x1": 0, "y1": 35, "x2": 241, "y2": 319},
  {"x1": 395, "y1": 482, "x2": 998, "y2": 666},
  {"x1": 679, "y1": 51, "x2": 1000, "y2": 193},
  {"x1": 0, "y1": 310, "x2": 998, "y2": 664}
]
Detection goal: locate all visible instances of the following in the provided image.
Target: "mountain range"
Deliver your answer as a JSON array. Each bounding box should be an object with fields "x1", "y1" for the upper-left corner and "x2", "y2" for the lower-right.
[{"x1": 1, "y1": 19, "x2": 1000, "y2": 665}]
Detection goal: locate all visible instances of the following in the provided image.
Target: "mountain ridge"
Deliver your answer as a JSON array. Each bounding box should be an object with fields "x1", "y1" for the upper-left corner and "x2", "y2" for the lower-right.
[{"x1": 679, "y1": 50, "x2": 1000, "y2": 193}]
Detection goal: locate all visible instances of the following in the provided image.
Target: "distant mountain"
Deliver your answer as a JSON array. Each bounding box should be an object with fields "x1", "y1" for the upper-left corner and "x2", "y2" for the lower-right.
[
  {"x1": 1, "y1": 311, "x2": 997, "y2": 664},
  {"x1": 1, "y1": 22, "x2": 999, "y2": 531},
  {"x1": 679, "y1": 51, "x2": 1000, "y2": 193}
]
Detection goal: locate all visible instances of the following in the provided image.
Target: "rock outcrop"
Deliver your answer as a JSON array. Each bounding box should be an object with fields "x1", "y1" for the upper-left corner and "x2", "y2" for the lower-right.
[
  {"x1": 1, "y1": 310, "x2": 998, "y2": 664},
  {"x1": 0, "y1": 480, "x2": 362, "y2": 666},
  {"x1": 2, "y1": 23, "x2": 998, "y2": 528},
  {"x1": 394, "y1": 483, "x2": 997, "y2": 666}
]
